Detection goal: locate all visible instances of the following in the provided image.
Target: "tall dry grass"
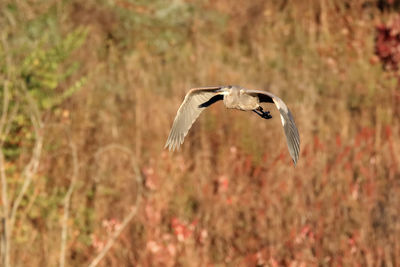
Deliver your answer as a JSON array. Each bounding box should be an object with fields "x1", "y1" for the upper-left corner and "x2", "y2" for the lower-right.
[{"x1": 1, "y1": 0, "x2": 400, "y2": 266}]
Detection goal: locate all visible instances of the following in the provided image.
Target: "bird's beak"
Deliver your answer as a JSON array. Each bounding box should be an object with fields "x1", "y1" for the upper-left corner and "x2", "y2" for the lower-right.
[{"x1": 218, "y1": 87, "x2": 229, "y2": 95}]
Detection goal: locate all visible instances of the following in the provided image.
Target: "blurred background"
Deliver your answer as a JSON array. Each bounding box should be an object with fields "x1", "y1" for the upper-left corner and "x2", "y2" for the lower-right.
[{"x1": 1, "y1": 0, "x2": 400, "y2": 266}]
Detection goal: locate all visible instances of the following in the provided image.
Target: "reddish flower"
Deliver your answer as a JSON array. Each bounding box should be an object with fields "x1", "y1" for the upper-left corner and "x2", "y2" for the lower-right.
[
  {"x1": 375, "y1": 15, "x2": 400, "y2": 70},
  {"x1": 218, "y1": 175, "x2": 229, "y2": 193},
  {"x1": 171, "y1": 217, "x2": 195, "y2": 242}
]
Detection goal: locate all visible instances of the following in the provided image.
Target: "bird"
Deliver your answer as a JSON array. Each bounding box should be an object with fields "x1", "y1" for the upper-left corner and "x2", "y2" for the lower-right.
[{"x1": 164, "y1": 85, "x2": 300, "y2": 166}]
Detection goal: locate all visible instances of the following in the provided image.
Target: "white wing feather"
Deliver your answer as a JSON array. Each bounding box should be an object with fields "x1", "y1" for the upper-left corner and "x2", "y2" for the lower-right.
[{"x1": 165, "y1": 87, "x2": 221, "y2": 151}]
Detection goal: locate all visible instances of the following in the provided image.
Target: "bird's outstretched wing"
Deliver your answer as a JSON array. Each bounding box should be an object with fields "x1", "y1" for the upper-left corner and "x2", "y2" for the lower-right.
[
  {"x1": 165, "y1": 87, "x2": 223, "y2": 151},
  {"x1": 246, "y1": 90, "x2": 300, "y2": 165}
]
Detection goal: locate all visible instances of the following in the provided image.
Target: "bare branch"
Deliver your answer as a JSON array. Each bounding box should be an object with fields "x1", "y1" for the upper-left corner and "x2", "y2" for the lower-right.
[
  {"x1": 0, "y1": 152, "x2": 10, "y2": 267},
  {"x1": 9, "y1": 91, "x2": 43, "y2": 234},
  {"x1": 0, "y1": 80, "x2": 11, "y2": 267},
  {"x1": 0, "y1": 81, "x2": 10, "y2": 135},
  {"x1": 87, "y1": 144, "x2": 143, "y2": 267},
  {"x1": 59, "y1": 142, "x2": 79, "y2": 267},
  {"x1": 0, "y1": 31, "x2": 13, "y2": 267},
  {"x1": 87, "y1": 202, "x2": 141, "y2": 267}
]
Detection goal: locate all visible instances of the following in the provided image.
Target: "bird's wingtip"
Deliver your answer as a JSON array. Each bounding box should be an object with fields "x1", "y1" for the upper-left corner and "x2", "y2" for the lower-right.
[
  {"x1": 164, "y1": 140, "x2": 182, "y2": 152},
  {"x1": 292, "y1": 157, "x2": 298, "y2": 167},
  {"x1": 164, "y1": 141, "x2": 173, "y2": 151}
]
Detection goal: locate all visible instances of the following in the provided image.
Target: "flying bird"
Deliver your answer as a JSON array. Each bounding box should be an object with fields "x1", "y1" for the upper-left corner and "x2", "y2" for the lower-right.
[{"x1": 164, "y1": 85, "x2": 300, "y2": 165}]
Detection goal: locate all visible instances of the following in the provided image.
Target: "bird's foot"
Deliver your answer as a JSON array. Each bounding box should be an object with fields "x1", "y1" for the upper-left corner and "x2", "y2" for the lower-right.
[
  {"x1": 261, "y1": 110, "x2": 272, "y2": 119},
  {"x1": 253, "y1": 107, "x2": 272, "y2": 119},
  {"x1": 253, "y1": 107, "x2": 272, "y2": 120}
]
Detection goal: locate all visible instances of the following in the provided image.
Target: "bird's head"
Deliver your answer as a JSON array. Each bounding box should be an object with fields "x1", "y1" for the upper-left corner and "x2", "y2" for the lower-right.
[{"x1": 220, "y1": 85, "x2": 241, "y2": 95}]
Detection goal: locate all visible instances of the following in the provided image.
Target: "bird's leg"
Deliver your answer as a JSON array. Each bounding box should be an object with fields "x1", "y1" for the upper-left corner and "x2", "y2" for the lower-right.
[
  {"x1": 252, "y1": 109, "x2": 262, "y2": 116},
  {"x1": 253, "y1": 106, "x2": 272, "y2": 119}
]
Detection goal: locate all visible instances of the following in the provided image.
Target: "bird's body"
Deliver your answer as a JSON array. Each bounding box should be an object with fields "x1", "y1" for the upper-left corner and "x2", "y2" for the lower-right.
[
  {"x1": 223, "y1": 87, "x2": 260, "y2": 110},
  {"x1": 165, "y1": 85, "x2": 300, "y2": 166}
]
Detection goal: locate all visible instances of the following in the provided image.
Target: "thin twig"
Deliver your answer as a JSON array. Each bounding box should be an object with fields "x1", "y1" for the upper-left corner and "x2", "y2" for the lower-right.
[
  {"x1": 87, "y1": 144, "x2": 142, "y2": 267},
  {"x1": 9, "y1": 91, "x2": 43, "y2": 234},
  {"x1": 0, "y1": 80, "x2": 10, "y2": 267},
  {"x1": 0, "y1": 30, "x2": 13, "y2": 267},
  {"x1": 87, "y1": 202, "x2": 141, "y2": 267},
  {"x1": 0, "y1": 153, "x2": 10, "y2": 267},
  {"x1": 0, "y1": 81, "x2": 10, "y2": 135},
  {"x1": 59, "y1": 142, "x2": 79, "y2": 267}
]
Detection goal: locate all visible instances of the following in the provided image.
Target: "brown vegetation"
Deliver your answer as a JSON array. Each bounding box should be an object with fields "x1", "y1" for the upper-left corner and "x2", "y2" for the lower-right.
[{"x1": 1, "y1": 0, "x2": 400, "y2": 266}]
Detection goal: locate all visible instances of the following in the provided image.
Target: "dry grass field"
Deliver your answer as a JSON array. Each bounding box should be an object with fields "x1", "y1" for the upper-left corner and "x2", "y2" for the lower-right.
[{"x1": 1, "y1": 0, "x2": 400, "y2": 266}]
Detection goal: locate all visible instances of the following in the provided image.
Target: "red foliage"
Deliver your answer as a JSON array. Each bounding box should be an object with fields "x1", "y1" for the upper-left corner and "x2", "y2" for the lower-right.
[{"x1": 375, "y1": 15, "x2": 400, "y2": 70}]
